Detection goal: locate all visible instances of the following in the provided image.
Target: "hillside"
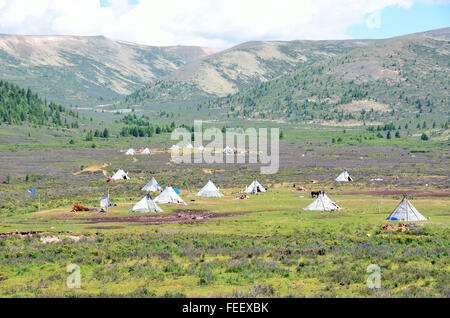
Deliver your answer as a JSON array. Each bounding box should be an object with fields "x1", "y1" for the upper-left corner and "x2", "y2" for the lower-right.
[
  {"x1": 203, "y1": 28, "x2": 450, "y2": 123},
  {"x1": 0, "y1": 35, "x2": 214, "y2": 106},
  {"x1": 0, "y1": 79, "x2": 76, "y2": 127},
  {"x1": 125, "y1": 39, "x2": 375, "y2": 105}
]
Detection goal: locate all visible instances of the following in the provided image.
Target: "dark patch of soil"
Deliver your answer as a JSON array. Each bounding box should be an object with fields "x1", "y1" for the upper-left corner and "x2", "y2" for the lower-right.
[
  {"x1": 436, "y1": 213, "x2": 450, "y2": 216},
  {"x1": 340, "y1": 190, "x2": 450, "y2": 197},
  {"x1": 79, "y1": 210, "x2": 242, "y2": 225},
  {"x1": 85, "y1": 226, "x2": 126, "y2": 230},
  {"x1": 0, "y1": 231, "x2": 53, "y2": 237}
]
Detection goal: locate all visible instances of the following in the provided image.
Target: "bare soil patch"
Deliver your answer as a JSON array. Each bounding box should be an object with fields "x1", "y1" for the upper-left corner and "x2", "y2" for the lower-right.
[
  {"x1": 79, "y1": 210, "x2": 242, "y2": 225},
  {"x1": 85, "y1": 226, "x2": 126, "y2": 230}
]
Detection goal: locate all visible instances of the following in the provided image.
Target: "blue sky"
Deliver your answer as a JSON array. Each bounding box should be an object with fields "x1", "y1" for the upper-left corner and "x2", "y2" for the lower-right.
[
  {"x1": 0, "y1": 0, "x2": 448, "y2": 49},
  {"x1": 347, "y1": 1, "x2": 450, "y2": 39}
]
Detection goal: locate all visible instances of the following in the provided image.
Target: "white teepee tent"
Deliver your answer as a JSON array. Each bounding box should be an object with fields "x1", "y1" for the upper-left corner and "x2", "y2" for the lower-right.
[
  {"x1": 111, "y1": 169, "x2": 130, "y2": 180},
  {"x1": 125, "y1": 148, "x2": 136, "y2": 156},
  {"x1": 387, "y1": 196, "x2": 426, "y2": 221},
  {"x1": 154, "y1": 186, "x2": 187, "y2": 205},
  {"x1": 244, "y1": 180, "x2": 267, "y2": 193},
  {"x1": 100, "y1": 194, "x2": 110, "y2": 208},
  {"x1": 141, "y1": 148, "x2": 151, "y2": 154},
  {"x1": 223, "y1": 146, "x2": 233, "y2": 154},
  {"x1": 197, "y1": 180, "x2": 224, "y2": 198},
  {"x1": 197, "y1": 145, "x2": 205, "y2": 151},
  {"x1": 335, "y1": 171, "x2": 353, "y2": 182},
  {"x1": 130, "y1": 194, "x2": 163, "y2": 213},
  {"x1": 303, "y1": 193, "x2": 342, "y2": 211},
  {"x1": 141, "y1": 177, "x2": 162, "y2": 192},
  {"x1": 185, "y1": 143, "x2": 193, "y2": 149},
  {"x1": 170, "y1": 145, "x2": 180, "y2": 151}
]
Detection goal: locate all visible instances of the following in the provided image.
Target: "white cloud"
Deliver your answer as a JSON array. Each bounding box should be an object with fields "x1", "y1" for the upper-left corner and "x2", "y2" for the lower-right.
[{"x1": 0, "y1": 0, "x2": 416, "y2": 50}]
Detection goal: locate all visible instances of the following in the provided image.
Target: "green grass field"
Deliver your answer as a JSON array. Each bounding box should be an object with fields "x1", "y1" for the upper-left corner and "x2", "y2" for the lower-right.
[{"x1": 0, "y1": 185, "x2": 448, "y2": 298}]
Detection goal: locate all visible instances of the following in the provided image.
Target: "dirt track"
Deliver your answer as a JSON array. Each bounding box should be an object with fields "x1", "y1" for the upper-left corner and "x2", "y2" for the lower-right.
[
  {"x1": 340, "y1": 190, "x2": 450, "y2": 198},
  {"x1": 79, "y1": 210, "x2": 242, "y2": 225}
]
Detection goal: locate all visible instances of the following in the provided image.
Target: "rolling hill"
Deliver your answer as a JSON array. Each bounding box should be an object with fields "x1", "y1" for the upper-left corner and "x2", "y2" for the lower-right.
[
  {"x1": 200, "y1": 28, "x2": 450, "y2": 123},
  {"x1": 0, "y1": 35, "x2": 215, "y2": 106},
  {"x1": 125, "y1": 39, "x2": 376, "y2": 105}
]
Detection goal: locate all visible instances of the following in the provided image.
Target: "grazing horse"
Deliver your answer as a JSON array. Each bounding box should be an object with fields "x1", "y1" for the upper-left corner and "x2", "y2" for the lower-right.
[{"x1": 311, "y1": 191, "x2": 322, "y2": 198}]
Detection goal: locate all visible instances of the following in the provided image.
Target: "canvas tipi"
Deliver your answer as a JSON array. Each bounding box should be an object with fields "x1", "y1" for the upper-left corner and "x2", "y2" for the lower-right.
[
  {"x1": 125, "y1": 148, "x2": 136, "y2": 156},
  {"x1": 111, "y1": 169, "x2": 130, "y2": 180},
  {"x1": 303, "y1": 193, "x2": 342, "y2": 211},
  {"x1": 185, "y1": 143, "x2": 193, "y2": 149},
  {"x1": 141, "y1": 148, "x2": 151, "y2": 154},
  {"x1": 223, "y1": 146, "x2": 233, "y2": 154},
  {"x1": 130, "y1": 193, "x2": 163, "y2": 213},
  {"x1": 335, "y1": 171, "x2": 353, "y2": 182},
  {"x1": 141, "y1": 177, "x2": 162, "y2": 192},
  {"x1": 154, "y1": 186, "x2": 187, "y2": 205},
  {"x1": 170, "y1": 145, "x2": 180, "y2": 151},
  {"x1": 244, "y1": 180, "x2": 267, "y2": 193},
  {"x1": 197, "y1": 180, "x2": 224, "y2": 198},
  {"x1": 100, "y1": 194, "x2": 110, "y2": 208},
  {"x1": 387, "y1": 196, "x2": 426, "y2": 221}
]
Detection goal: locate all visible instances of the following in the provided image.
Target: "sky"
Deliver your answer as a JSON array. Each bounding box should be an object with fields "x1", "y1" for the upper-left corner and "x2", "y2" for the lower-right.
[{"x1": 0, "y1": 0, "x2": 448, "y2": 50}]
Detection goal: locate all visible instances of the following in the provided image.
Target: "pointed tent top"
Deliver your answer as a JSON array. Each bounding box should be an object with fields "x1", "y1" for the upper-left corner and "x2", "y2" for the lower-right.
[
  {"x1": 303, "y1": 193, "x2": 342, "y2": 211},
  {"x1": 141, "y1": 148, "x2": 151, "y2": 154},
  {"x1": 387, "y1": 197, "x2": 426, "y2": 221},
  {"x1": 154, "y1": 186, "x2": 187, "y2": 205},
  {"x1": 335, "y1": 170, "x2": 353, "y2": 182},
  {"x1": 244, "y1": 179, "x2": 267, "y2": 193},
  {"x1": 111, "y1": 169, "x2": 130, "y2": 180},
  {"x1": 125, "y1": 148, "x2": 136, "y2": 155},
  {"x1": 130, "y1": 193, "x2": 163, "y2": 213},
  {"x1": 197, "y1": 180, "x2": 223, "y2": 197},
  {"x1": 141, "y1": 177, "x2": 162, "y2": 192},
  {"x1": 185, "y1": 143, "x2": 193, "y2": 149}
]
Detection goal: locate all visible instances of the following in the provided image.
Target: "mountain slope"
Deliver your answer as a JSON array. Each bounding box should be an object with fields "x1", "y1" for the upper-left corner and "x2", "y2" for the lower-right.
[
  {"x1": 0, "y1": 79, "x2": 76, "y2": 126},
  {"x1": 204, "y1": 28, "x2": 450, "y2": 123},
  {"x1": 125, "y1": 39, "x2": 375, "y2": 105},
  {"x1": 0, "y1": 35, "x2": 214, "y2": 106}
]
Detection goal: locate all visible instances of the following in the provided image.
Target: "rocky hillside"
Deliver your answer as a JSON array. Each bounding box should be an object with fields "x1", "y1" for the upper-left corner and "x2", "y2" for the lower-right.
[
  {"x1": 203, "y1": 28, "x2": 450, "y2": 123},
  {"x1": 125, "y1": 39, "x2": 375, "y2": 105},
  {"x1": 0, "y1": 35, "x2": 214, "y2": 105}
]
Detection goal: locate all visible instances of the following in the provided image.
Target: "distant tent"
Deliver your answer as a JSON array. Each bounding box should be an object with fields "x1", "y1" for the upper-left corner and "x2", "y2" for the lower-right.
[
  {"x1": 244, "y1": 180, "x2": 267, "y2": 193},
  {"x1": 303, "y1": 193, "x2": 342, "y2": 211},
  {"x1": 100, "y1": 194, "x2": 110, "y2": 208},
  {"x1": 141, "y1": 177, "x2": 162, "y2": 192},
  {"x1": 185, "y1": 143, "x2": 193, "y2": 149},
  {"x1": 387, "y1": 196, "x2": 426, "y2": 221},
  {"x1": 223, "y1": 146, "x2": 233, "y2": 154},
  {"x1": 154, "y1": 186, "x2": 187, "y2": 205},
  {"x1": 125, "y1": 148, "x2": 136, "y2": 156},
  {"x1": 141, "y1": 148, "x2": 151, "y2": 154},
  {"x1": 197, "y1": 180, "x2": 224, "y2": 198},
  {"x1": 170, "y1": 145, "x2": 180, "y2": 151},
  {"x1": 111, "y1": 169, "x2": 130, "y2": 180},
  {"x1": 335, "y1": 171, "x2": 353, "y2": 182},
  {"x1": 130, "y1": 193, "x2": 163, "y2": 213}
]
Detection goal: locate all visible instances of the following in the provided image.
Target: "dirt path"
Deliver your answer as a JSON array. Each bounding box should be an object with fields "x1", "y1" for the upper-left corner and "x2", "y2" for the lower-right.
[
  {"x1": 73, "y1": 163, "x2": 110, "y2": 176},
  {"x1": 79, "y1": 210, "x2": 243, "y2": 226}
]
